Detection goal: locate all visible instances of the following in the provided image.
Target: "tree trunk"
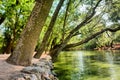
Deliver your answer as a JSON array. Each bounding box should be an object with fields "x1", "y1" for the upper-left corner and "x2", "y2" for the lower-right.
[
  {"x1": 4, "y1": 40, "x2": 13, "y2": 54},
  {"x1": 6, "y1": 0, "x2": 54, "y2": 66},
  {"x1": 62, "y1": 0, "x2": 71, "y2": 42},
  {"x1": 49, "y1": 44, "x2": 63, "y2": 61},
  {"x1": 49, "y1": 42, "x2": 68, "y2": 61},
  {"x1": 34, "y1": 0, "x2": 65, "y2": 58}
]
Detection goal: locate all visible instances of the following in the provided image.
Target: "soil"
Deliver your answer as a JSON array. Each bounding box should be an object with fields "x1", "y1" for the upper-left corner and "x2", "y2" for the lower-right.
[{"x1": 0, "y1": 54, "x2": 40, "y2": 80}]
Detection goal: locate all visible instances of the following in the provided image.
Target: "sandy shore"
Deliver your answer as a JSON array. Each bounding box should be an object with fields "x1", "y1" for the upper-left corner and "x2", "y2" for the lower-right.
[{"x1": 0, "y1": 54, "x2": 40, "y2": 80}]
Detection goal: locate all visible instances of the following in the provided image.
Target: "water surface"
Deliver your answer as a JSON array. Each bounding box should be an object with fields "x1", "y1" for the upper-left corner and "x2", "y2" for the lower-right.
[{"x1": 54, "y1": 50, "x2": 120, "y2": 80}]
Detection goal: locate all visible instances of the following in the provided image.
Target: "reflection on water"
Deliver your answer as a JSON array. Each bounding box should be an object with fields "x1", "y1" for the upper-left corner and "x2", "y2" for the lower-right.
[
  {"x1": 71, "y1": 52, "x2": 84, "y2": 80},
  {"x1": 105, "y1": 52, "x2": 116, "y2": 80},
  {"x1": 54, "y1": 50, "x2": 120, "y2": 80}
]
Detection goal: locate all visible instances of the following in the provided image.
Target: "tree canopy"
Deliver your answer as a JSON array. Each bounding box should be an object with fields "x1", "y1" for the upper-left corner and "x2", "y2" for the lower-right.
[{"x1": 0, "y1": 0, "x2": 120, "y2": 65}]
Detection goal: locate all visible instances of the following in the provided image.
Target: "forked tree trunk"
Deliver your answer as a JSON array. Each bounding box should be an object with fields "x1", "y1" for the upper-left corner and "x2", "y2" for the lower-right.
[{"x1": 6, "y1": 0, "x2": 54, "y2": 66}]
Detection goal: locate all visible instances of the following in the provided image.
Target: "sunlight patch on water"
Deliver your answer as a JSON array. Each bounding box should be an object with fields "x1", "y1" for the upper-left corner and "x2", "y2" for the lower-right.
[
  {"x1": 71, "y1": 52, "x2": 84, "y2": 80},
  {"x1": 78, "y1": 52, "x2": 84, "y2": 72},
  {"x1": 105, "y1": 52, "x2": 117, "y2": 80}
]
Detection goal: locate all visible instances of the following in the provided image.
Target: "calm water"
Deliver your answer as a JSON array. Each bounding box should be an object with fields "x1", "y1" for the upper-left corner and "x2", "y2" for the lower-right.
[{"x1": 54, "y1": 50, "x2": 120, "y2": 80}]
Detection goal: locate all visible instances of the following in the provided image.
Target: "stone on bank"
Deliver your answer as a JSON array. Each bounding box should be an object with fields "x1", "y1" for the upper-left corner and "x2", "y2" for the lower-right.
[{"x1": 10, "y1": 55, "x2": 58, "y2": 80}]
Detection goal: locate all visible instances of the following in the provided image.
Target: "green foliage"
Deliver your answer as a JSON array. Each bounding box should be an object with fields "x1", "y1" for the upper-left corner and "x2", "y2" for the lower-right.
[
  {"x1": 48, "y1": 0, "x2": 120, "y2": 50},
  {"x1": 1, "y1": 0, "x2": 120, "y2": 53},
  {"x1": 0, "y1": 0, "x2": 34, "y2": 53},
  {"x1": 108, "y1": 0, "x2": 120, "y2": 22},
  {"x1": 82, "y1": 39, "x2": 97, "y2": 50}
]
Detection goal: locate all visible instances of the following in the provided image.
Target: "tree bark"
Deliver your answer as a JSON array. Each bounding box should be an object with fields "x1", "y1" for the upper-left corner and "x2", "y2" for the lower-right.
[
  {"x1": 34, "y1": 0, "x2": 65, "y2": 58},
  {"x1": 6, "y1": 0, "x2": 54, "y2": 66},
  {"x1": 4, "y1": 40, "x2": 14, "y2": 54}
]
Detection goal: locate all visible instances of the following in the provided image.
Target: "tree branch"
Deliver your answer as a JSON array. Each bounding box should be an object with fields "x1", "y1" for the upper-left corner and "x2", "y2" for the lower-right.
[
  {"x1": 63, "y1": 0, "x2": 102, "y2": 43},
  {"x1": 66, "y1": 0, "x2": 102, "y2": 39},
  {"x1": 62, "y1": 0, "x2": 71, "y2": 41},
  {"x1": 64, "y1": 26, "x2": 120, "y2": 49}
]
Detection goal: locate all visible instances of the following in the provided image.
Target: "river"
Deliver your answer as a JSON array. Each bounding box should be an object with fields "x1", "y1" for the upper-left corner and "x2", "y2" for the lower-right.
[{"x1": 54, "y1": 50, "x2": 120, "y2": 80}]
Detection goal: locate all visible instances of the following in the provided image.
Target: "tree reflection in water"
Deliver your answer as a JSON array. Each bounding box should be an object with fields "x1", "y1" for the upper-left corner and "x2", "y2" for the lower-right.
[{"x1": 54, "y1": 51, "x2": 120, "y2": 80}]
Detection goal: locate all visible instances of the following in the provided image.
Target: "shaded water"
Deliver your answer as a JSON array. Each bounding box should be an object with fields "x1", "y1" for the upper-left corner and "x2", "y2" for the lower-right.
[{"x1": 54, "y1": 50, "x2": 120, "y2": 80}]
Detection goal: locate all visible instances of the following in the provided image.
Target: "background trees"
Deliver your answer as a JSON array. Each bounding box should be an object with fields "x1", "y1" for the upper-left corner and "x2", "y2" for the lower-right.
[{"x1": 0, "y1": 0, "x2": 34, "y2": 53}]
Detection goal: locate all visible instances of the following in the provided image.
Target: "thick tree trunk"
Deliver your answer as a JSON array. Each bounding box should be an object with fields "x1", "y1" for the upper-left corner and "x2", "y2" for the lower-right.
[
  {"x1": 34, "y1": 0, "x2": 65, "y2": 58},
  {"x1": 49, "y1": 44, "x2": 63, "y2": 61},
  {"x1": 6, "y1": 0, "x2": 54, "y2": 66}
]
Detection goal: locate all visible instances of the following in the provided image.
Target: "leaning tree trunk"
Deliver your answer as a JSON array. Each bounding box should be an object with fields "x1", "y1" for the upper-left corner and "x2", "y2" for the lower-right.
[
  {"x1": 49, "y1": 43, "x2": 67, "y2": 61},
  {"x1": 6, "y1": 0, "x2": 54, "y2": 66},
  {"x1": 34, "y1": 0, "x2": 65, "y2": 58},
  {"x1": 49, "y1": 46, "x2": 63, "y2": 62}
]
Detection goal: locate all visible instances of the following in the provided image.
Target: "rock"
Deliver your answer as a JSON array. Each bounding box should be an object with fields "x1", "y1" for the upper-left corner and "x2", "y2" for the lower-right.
[
  {"x1": 10, "y1": 55, "x2": 58, "y2": 80},
  {"x1": 21, "y1": 66, "x2": 45, "y2": 74}
]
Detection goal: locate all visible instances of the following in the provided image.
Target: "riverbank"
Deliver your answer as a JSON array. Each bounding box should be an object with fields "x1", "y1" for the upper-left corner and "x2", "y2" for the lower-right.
[
  {"x1": 94, "y1": 43, "x2": 120, "y2": 50},
  {"x1": 0, "y1": 54, "x2": 58, "y2": 80},
  {"x1": 0, "y1": 54, "x2": 25, "y2": 79}
]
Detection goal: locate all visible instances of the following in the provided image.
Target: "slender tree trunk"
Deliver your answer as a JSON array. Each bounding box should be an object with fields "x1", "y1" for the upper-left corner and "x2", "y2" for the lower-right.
[
  {"x1": 6, "y1": 0, "x2": 54, "y2": 66},
  {"x1": 4, "y1": 12, "x2": 19, "y2": 54},
  {"x1": 34, "y1": 0, "x2": 65, "y2": 58},
  {"x1": 4, "y1": 40, "x2": 13, "y2": 54},
  {"x1": 62, "y1": 0, "x2": 71, "y2": 42}
]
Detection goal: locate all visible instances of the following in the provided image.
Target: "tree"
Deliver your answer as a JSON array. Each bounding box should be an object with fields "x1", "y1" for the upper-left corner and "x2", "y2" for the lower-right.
[
  {"x1": 49, "y1": 0, "x2": 103, "y2": 61},
  {"x1": 79, "y1": 0, "x2": 120, "y2": 49},
  {"x1": 0, "y1": 0, "x2": 34, "y2": 54},
  {"x1": 34, "y1": 0, "x2": 65, "y2": 58},
  {"x1": 6, "y1": 0, "x2": 54, "y2": 66},
  {"x1": 48, "y1": 0, "x2": 120, "y2": 61}
]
